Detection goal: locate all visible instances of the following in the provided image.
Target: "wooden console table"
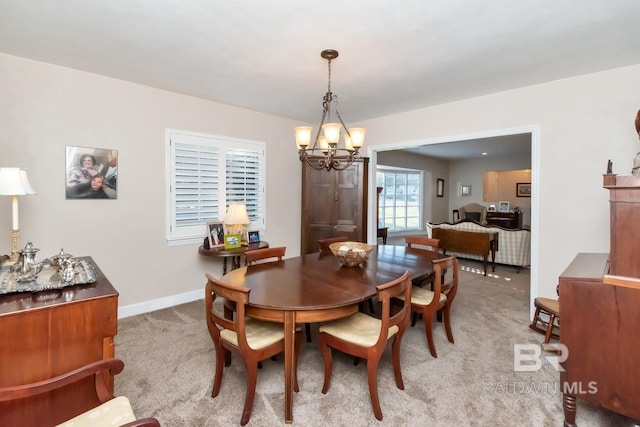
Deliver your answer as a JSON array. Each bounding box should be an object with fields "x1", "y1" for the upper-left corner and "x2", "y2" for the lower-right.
[
  {"x1": 0, "y1": 256, "x2": 118, "y2": 427},
  {"x1": 431, "y1": 228, "x2": 496, "y2": 275},
  {"x1": 199, "y1": 241, "x2": 269, "y2": 274}
]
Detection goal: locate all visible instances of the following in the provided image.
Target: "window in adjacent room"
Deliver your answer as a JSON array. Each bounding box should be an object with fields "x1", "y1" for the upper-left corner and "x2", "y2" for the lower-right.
[
  {"x1": 166, "y1": 129, "x2": 265, "y2": 245},
  {"x1": 376, "y1": 167, "x2": 423, "y2": 232}
]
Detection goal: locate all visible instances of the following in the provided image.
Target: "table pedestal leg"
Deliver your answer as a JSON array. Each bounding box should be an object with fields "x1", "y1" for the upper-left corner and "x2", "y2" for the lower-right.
[{"x1": 283, "y1": 311, "x2": 295, "y2": 423}]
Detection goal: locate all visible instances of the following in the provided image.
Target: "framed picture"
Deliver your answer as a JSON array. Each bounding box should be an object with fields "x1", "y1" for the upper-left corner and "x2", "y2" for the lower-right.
[
  {"x1": 207, "y1": 222, "x2": 225, "y2": 247},
  {"x1": 65, "y1": 145, "x2": 118, "y2": 199},
  {"x1": 487, "y1": 204, "x2": 497, "y2": 212},
  {"x1": 224, "y1": 234, "x2": 241, "y2": 249},
  {"x1": 516, "y1": 182, "x2": 531, "y2": 197},
  {"x1": 460, "y1": 184, "x2": 471, "y2": 197},
  {"x1": 248, "y1": 230, "x2": 260, "y2": 243},
  {"x1": 498, "y1": 201, "x2": 510, "y2": 213},
  {"x1": 436, "y1": 178, "x2": 445, "y2": 197}
]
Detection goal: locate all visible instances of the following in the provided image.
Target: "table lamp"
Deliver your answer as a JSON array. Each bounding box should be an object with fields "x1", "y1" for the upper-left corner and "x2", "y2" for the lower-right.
[
  {"x1": 224, "y1": 203, "x2": 250, "y2": 243},
  {"x1": 0, "y1": 168, "x2": 36, "y2": 263}
]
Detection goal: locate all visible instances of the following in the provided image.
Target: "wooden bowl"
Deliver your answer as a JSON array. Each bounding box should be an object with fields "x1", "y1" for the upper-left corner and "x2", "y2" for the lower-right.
[{"x1": 329, "y1": 241, "x2": 374, "y2": 267}]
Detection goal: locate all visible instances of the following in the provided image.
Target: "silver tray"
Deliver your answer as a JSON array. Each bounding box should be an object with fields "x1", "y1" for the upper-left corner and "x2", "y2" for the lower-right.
[{"x1": 0, "y1": 259, "x2": 97, "y2": 295}]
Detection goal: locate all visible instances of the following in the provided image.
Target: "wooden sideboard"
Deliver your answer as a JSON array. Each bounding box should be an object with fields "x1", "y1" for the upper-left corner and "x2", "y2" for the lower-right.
[
  {"x1": 558, "y1": 175, "x2": 640, "y2": 426},
  {"x1": 0, "y1": 257, "x2": 119, "y2": 427}
]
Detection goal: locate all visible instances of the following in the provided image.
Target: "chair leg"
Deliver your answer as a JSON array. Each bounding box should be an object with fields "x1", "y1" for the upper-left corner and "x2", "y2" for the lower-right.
[
  {"x1": 294, "y1": 331, "x2": 303, "y2": 393},
  {"x1": 423, "y1": 312, "x2": 438, "y2": 358},
  {"x1": 411, "y1": 311, "x2": 418, "y2": 327},
  {"x1": 240, "y1": 361, "x2": 259, "y2": 426},
  {"x1": 391, "y1": 335, "x2": 405, "y2": 390},
  {"x1": 543, "y1": 313, "x2": 556, "y2": 344},
  {"x1": 443, "y1": 305, "x2": 455, "y2": 343},
  {"x1": 318, "y1": 334, "x2": 333, "y2": 394},
  {"x1": 212, "y1": 345, "x2": 226, "y2": 398},
  {"x1": 305, "y1": 323, "x2": 312, "y2": 343},
  {"x1": 366, "y1": 356, "x2": 383, "y2": 421}
]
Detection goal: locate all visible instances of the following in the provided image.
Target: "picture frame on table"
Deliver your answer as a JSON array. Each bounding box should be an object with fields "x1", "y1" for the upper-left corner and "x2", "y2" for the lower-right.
[
  {"x1": 436, "y1": 179, "x2": 445, "y2": 197},
  {"x1": 498, "y1": 201, "x2": 510, "y2": 213},
  {"x1": 207, "y1": 222, "x2": 225, "y2": 248},
  {"x1": 224, "y1": 234, "x2": 242, "y2": 249},
  {"x1": 516, "y1": 182, "x2": 531, "y2": 197},
  {"x1": 487, "y1": 204, "x2": 497, "y2": 212},
  {"x1": 248, "y1": 230, "x2": 260, "y2": 243}
]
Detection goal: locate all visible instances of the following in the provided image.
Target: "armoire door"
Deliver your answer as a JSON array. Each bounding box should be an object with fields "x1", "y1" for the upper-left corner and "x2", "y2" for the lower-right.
[{"x1": 301, "y1": 158, "x2": 369, "y2": 254}]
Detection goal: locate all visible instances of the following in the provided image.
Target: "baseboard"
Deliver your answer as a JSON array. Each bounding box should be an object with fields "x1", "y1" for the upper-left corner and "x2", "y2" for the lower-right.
[{"x1": 118, "y1": 288, "x2": 203, "y2": 319}]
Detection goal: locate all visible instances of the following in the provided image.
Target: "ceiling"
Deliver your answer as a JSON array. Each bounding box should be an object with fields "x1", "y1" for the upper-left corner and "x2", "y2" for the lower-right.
[{"x1": 1, "y1": 1, "x2": 639, "y2": 159}]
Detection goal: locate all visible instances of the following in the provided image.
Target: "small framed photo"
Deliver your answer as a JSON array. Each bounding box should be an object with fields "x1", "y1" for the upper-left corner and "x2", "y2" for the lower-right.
[
  {"x1": 436, "y1": 179, "x2": 445, "y2": 197},
  {"x1": 224, "y1": 234, "x2": 241, "y2": 249},
  {"x1": 460, "y1": 184, "x2": 471, "y2": 197},
  {"x1": 248, "y1": 230, "x2": 260, "y2": 243},
  {"x1": 207, "y1": 222, "x2": 225, "y2": 248},
  {"x1": 487, "y1": 204, "x2": 497, "y2": 212},
  {"x1": 516, "y1": 182, "x2": 531, "y2": 197},
  {"x1": 498, "y1": 201, "x2": 510, "y2": 213}
]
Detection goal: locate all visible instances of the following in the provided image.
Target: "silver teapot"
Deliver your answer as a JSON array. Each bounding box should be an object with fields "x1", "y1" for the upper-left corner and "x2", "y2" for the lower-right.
[
  {"x1": 50, "y1": 248, "x2": 77, "y2": 283},
  {"x1": 15, "y1": 242, "x2": 43, "y2": 281}
]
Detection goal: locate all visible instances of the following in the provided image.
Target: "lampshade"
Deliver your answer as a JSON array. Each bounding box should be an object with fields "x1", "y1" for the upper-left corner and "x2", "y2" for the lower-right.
[
  {"x1": 224, "y1": 203, "x2": 250, "y2": 225},
  {"x1": 0, "y1": 168, "x2": 36, "y2": 196}
]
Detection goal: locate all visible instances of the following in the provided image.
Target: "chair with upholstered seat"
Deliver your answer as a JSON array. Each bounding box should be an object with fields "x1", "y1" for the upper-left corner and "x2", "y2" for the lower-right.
[
  {"x1": 244, "y1": 246, "x2": 286, "y2": 265},
  {"x1": 318, "y1": 271, "x2": 411, "y2": 421},
  {"x1": 458, "y1": 203, "x2": 488, "y2": 224},
  {"x1": 205, "y1": 274, "x2": 303, "y2": 426},
  {"x1": 317, "y1": 236, "x2": 348, "y2": 254},
  {"x1": 395, "y1": 256, "x2": 459, "y2": 358},
  {"x1": 0, "y1": 358, "x2": 160, "y2": 427},
  {"x1": 529, "y1": 297, "x2": 560, "y2": 344}
]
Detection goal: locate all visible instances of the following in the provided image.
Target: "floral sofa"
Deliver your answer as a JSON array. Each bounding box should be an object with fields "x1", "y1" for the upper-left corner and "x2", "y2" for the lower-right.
[{"x1": 426, "y1": 219, "x2": 531, "y2": 272}]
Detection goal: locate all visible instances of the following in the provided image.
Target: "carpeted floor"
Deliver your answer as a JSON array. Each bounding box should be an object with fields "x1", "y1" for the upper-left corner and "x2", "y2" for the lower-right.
[{"x1": 114, "y1": 259, "x2": 638, "y2": 426}]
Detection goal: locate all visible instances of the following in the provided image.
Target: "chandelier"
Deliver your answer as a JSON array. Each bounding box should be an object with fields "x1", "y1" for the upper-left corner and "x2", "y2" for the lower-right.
[{"x1": 295, "y1": 49, "x2": 366, "y2": 171}]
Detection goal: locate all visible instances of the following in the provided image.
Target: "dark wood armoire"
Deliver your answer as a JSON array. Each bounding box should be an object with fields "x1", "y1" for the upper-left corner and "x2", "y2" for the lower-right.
[
  {"x1": 300, "y1": 158, "x2": 369, "y2": 254},
  {"x1": 558, "y1": 174, "x2": 640, "y2": 426}
]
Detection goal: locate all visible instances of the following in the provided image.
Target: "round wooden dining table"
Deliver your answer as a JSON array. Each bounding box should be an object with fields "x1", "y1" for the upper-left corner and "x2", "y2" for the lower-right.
[{"x1": 220, "y1": 244, "x2": 440, "y2": 423}]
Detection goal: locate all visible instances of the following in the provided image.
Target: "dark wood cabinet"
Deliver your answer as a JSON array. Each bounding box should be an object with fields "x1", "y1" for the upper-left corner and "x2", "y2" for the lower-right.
[
  {"x1": 558, "y1": 175, "x2": 640, "y2": 426},
  {"x1": 301, "y1": 159, "x2": 369, "y2": 254},
  {"x1": 486, "y1": 211, "x2": 521, "y2": 229}
]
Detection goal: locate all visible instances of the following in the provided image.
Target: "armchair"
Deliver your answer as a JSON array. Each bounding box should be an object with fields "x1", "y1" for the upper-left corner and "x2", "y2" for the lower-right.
[
  {"x1": 458, "y1": 203, "x2": 487, "y2": 225},
  {"x1": 0, "y1": 358, "x2": 160, "y2": 427}
]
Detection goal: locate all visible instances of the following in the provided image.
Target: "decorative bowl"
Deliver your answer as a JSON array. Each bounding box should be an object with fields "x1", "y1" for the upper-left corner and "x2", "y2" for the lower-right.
[{"x1": 329, "y1": 241, "x2": 374, "y2": 267}]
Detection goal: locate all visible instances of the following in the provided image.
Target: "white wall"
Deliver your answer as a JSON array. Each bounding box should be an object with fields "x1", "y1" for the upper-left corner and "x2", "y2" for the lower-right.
[
  {"x1": 0, "y1": 53, "x2": 302, "y2": 313},
  {"x1": 362, "y1": 64, "x2": 640, "y2": 302},
  {"x1": 3, "y1": 52, "x2": 639, "y2": 315}
]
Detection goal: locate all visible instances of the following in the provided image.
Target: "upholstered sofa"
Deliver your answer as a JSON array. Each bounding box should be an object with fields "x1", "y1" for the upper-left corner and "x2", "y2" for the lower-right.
[{"x1": 426, "y1": 219, "x2": 531, "y2": 272}]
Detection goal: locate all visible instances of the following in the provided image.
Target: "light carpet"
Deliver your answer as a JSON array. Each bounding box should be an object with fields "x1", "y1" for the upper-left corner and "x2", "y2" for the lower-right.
[{"x1": 115, "y1": 260, "x2": 637, "y2": 426}]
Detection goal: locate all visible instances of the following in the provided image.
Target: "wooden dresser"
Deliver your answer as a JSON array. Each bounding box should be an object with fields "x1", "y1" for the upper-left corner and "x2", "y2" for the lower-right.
[
  {"x1": 558, "y1": 175, "x2": 640, "y2": 426},
  {"x1": 0, "y1": 257, "x2": 118, "y2": 427},
  {"x1": 486, "y1": 211, "x2": 521, "y2": 229}
]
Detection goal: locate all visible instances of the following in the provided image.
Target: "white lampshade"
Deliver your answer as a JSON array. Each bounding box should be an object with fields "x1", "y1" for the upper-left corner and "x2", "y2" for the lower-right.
[
  {"x1": 0, "y1": 168, "x2": 36, "y2": 196},
  {"x1": 321, "y1": 123, "x2": 342, "y2": 145},
  {"x1": 295, "y1": 126, "x2": 312, "y2": 149},
  {"x1": 347, "y1": 128, "x2": 366, "y2": 148},
  {"x1": 224, "y1": 203, "x2": 250, "y2": 225}
]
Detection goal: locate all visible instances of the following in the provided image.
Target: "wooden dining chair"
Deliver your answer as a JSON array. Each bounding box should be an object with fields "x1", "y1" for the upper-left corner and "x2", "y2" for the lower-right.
[
  {"x1": 245, "y1": 246, "x2": 286, "y2": 265},
  {"x1": 0, "y1": 358, "x2": 160, "y2": 427},
  {"x1": 318, "y1": 271, "x2": 411, "y2": 421},
  {"x1": 205, "y1": 274, "x2": 303, "y2": 426},
  {"x1": 317, "y1": 236, "x2": 348, "y2": 254},
  {"x1": 394, "y1": 256, "x2": 458, "y2": 358}
]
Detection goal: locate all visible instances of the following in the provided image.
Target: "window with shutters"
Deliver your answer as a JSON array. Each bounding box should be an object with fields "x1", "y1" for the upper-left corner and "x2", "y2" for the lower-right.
[{"x1": 166, "y1": 129, "x2": 265, "y2": 244}]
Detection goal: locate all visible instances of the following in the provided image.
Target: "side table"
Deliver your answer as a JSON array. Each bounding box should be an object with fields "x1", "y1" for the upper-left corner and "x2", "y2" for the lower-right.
[
  {"x1": 198, "y1": 241, "x2": 269, "y2": 274},
  {"x1": 377, "y1": 227, "x2": 388, "y2": 244}
]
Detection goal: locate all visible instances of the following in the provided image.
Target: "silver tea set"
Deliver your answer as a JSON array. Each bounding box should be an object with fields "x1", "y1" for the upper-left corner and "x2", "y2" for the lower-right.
[{"x1": 13, "y1": 243, "x2": 78, "y2": 284}]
